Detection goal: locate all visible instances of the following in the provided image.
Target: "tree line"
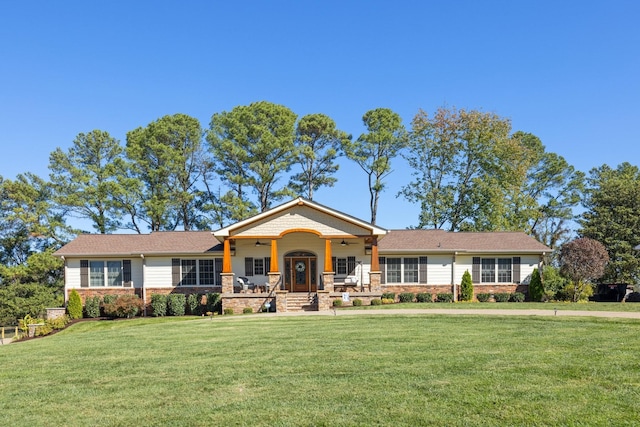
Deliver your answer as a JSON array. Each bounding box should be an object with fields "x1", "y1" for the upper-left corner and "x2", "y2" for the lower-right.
[{"x1": 1, "y1": 101, "x2": 639, "y2": 323}]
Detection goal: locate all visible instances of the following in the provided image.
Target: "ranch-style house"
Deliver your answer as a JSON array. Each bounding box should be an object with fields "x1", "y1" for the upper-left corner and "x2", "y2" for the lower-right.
[{"x1": 54, "y1": 197, "x2": 549, "y2": 313}]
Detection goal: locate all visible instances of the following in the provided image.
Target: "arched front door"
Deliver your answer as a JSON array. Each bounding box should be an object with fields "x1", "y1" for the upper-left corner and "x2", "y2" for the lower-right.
[{"x1": 284, "y1": 251, "x2": 317, "y2": 292}]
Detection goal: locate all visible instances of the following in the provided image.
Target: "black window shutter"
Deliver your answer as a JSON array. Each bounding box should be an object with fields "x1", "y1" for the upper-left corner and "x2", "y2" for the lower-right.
[
  {"x1": 245, "y1": 257, "x2": 254, "y2": 276},
  {"x1": 332, "y1": 257, "x2": 336, "y2": 273},
  {"x1": 123, "y1": 260, "x2": 132, "y2": 287},
  {"x1": 80, "y1": 260, "x2": 89, "y2": 288},
  {"x1": 347, "y1": 256, "x2": 356, "y2": 275},
  {"x1": 513, "y1": 257, "x2": 521, "y2": 283},
  {"x1": 214, "y1": 258, "x2": 223, "y2": 286},
  {"x1": 379, "y1": 257, "x2": 386, "y2": 284},
  {"x1": 472, "y1": 257, "x2": 480, "y2": 283},
  {"x1": 264, "y1": 257, "x2": 271, "y2": 273},
  {"x1": 419, "y1": 256, "x2": 428, "y2": 284},
  {"x1": 172, "y1": 258, "x2": 181, "y2": 286}
]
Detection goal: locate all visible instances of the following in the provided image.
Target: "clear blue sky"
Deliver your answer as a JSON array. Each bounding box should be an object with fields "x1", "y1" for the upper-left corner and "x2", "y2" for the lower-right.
[{"x1": 1, "y1": 0, "x2": 638, "y2": 231}]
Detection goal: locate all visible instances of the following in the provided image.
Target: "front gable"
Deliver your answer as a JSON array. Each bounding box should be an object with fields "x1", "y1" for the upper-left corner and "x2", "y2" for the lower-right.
[{"x1": 213, "y1": 197, "x2": 387, "y2": 240}]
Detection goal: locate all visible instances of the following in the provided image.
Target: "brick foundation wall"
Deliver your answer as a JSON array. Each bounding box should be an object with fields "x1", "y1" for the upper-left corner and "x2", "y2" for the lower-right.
[
  {"x1": 73, "y1": 288, "x2": 138, "y2": 304},
  {"x1": 222, "y1": 295, "x2": 274, "y2": 314}
]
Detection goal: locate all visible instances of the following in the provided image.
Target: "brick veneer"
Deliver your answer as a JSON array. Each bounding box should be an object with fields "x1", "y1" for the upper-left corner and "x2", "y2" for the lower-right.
[{"x1": 222, "y1": 294, "x2": 274, "y2": 314}]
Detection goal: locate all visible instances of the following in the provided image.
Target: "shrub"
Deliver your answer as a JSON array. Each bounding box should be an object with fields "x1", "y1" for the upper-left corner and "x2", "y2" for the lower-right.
[
  {"x1": 416, "y1": 292, "x2": 432, "y2": 303},
  {"x1": 381, "y1": 298, "x2": 395, "y2": 304},
  {"x1": 381, "y1": 292, "x2": 396, "y2": 301},
  {"x1": 103, "y1": 294, "x2": 142, "y2": 318},
  {"x1": 436, "y1": 293, "x2": 453, "y2": 303},
  {"x1": 167, "y1": 294, "x2": 186, "y2": 316},
  {"x1": 459, "y1": 270, "x2": 473, "y2": 302},
  {"x1": 494, "y1": 292, "x2": 510, "y2": 302},
  {"x1": 67, "y1": 289, "x2": 83, "y2": 320},
  {"x1": 187, "y1": 294, "x2": 200, "y2": 315},
  {"x1": 352, "y1": 298, "x2": 363, "y2": 306},
  {"x1": 46, "y1": 315, "x2": 70, "y2": 331},
  {"x1": 510, "y1": 292, "x2": 525, "y2": 302},
  {"x1": 206, "y1": 293, "x2": 222, "y2": 314},
  {"x1": 102, "y1": 295, "x2": 118, "y2": 316},
  {"x1": 242, "y1": 307, "x2": 253, "y2": 314},
  {"x1": 559, "y1": 281, "x2": 594, "y2": 302},
  {"x1": 370, "y1": 298, "x2": 382, "y2": 306},
  {"x1": 529, "y1": 268, "x2": 544, "y2": 302},
  {"x1": 35, "y1": 323, "x2": 53, "y2": 336},
  {"x1": 150, "y1": 294, "x2": 167, "y2": 317},
  {"x1": 223, "y1": 308, "x2": 234, "y2": 315},
  {"x1": 84, "y1": 296, "x2": 101, "y2": 318},
  {"x1": 476, "y1": 293, "x2": 491, "y2": 302},
  {"x1": 332, "y1": 299, "x2": 343, "y2": 307},
  {"x1": 398, "y1": 292, "x2": 415, "y2": 303}
]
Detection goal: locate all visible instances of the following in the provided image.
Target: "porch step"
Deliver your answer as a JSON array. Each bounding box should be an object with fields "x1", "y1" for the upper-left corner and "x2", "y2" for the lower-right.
[{"x1": 285, "y1": 293, "x2": 318, "y2": 312}]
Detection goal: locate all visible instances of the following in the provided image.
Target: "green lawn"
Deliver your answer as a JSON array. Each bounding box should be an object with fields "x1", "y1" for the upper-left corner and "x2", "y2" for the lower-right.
[
  {"x1": 1, "y1": 314, "x2": 639, "y2": 426},
  {"x1": 352, "y1": 301, "x2": 640, "y2": 312}
]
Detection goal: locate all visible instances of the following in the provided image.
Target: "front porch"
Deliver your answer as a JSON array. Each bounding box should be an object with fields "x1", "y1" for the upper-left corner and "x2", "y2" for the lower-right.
[{"x1": 220, "y1": 289, "x2": 384, "y2": 314}]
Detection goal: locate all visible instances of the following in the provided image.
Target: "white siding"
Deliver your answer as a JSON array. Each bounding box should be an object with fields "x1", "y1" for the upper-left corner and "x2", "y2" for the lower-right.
[
  {"x1": 144, "y1": 257, "x2": 174, "y2": 288},
  {"x1": 427, "y1": 255, "x2": 453, "y2": 285}
]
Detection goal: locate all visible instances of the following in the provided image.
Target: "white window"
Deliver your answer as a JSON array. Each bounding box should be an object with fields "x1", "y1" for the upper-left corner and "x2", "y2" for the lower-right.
[
  {"x1": 404, "y1": 258, "x2": 419, "y2": 282},
  {"x1": 387, "y1": 258, "x2": 402, "y2": 283},
  {"x1": 89, "y1": 261, "x2": 122, "y2": 287}
]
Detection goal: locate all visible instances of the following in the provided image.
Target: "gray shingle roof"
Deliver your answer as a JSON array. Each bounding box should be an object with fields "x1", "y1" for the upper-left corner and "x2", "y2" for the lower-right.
[
  {"x1": 378, "y1": 229, "x2": 549, "y2": 253},
  {"x1": 54, "y1": 231, "x2": 222, "y2": 257}
]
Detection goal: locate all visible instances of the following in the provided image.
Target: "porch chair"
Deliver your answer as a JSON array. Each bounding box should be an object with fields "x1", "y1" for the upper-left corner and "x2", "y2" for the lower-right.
[{"x1": 235, "y1": 276, "x2": 256, "y2": 293}]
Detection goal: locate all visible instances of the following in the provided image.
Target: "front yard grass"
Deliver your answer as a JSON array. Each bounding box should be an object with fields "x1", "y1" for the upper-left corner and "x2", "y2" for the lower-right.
[
  {"x1": 353, "y1": 301, "x2": 640, "y2": 312},
  {"x1": 1, "y1": 314, "x2": 639, "y2": 426}
]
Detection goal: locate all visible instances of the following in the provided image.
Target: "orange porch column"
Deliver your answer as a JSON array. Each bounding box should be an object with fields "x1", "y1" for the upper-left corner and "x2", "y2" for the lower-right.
[
  {"x1": 269, "y1": 239, "x2": 279, "y2": 272},
  {"x1": 222, "y1": 238, "x2": 232, "y2": 273},
  {"x1": 370, "y1": 237, "x2": 379, "y2": 270},
  {"x1": 324, "y1": 239, "x2": 333, "y2": 272}
]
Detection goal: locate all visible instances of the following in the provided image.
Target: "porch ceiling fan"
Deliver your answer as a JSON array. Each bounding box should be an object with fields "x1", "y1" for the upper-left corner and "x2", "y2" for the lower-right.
[
  {"x1": 254, "y1": 240, "x2": 271, "y2": 247},
  {"x1": 337, "y1": 239, "x2": 359, "y2": 246}
]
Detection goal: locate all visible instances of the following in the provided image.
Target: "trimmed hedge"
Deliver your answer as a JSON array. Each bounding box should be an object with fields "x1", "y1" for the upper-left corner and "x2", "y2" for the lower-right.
[
  {"x1": 370, "y1": 298, "x2": 382, "y2": 306},
  {"x1": 398, "y1": 292, "x2": 415, "y2": 303},
  {"x1": 510, "y1": 292, "x2": 525, "y2": 302},
  {"x1": 494, "y1": 292, "x2": 510, "y2": 302},
  {"x1": 381, "y1": 292, "x2": 396, "y2": 301},
  {"x1": 436, "y1": 293, "x2": 454, "y2": 303},
  {"x1": 84, "y1": 296, "x2": 101, "y2": 318},
  {"x1": 476, "y1": 293, "x2": 491, "y2": 302},
  {"x1": 416, "y1": 292, "x2": 432, "y2": 303},
  {"x1": 103, "y1": 294, "x2": 142, "y2": 318},
  {"x1": 352, "y1": 298, "x2": 363, "y2": 307},
  {"x1": 150, "y1": 294, "x2": 167, "y2": 317},
  {"x1": 167, "y1": 294, "x2": 186, "y2": 316}
]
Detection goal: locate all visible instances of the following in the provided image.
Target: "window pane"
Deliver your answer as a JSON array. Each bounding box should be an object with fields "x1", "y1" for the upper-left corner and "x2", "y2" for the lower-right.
[
  {"x1": 89, "y1": 261, "x2": 104, "y2": 287},
  {"x1": 254, "y1": 258, "x2": 264, "y2": 276},
  {"x1": 497, "y1": 258, "x2": 512, "y2": 283},
  {"x1": 404, "y1": 258, "x2": 418, "y2": 283},
  {"x1": 181, "y1": 259, "x2": 197, "y2": 286},
  {"x1": 481, "y1": 258, "x2": 495, "y2": 283},
  {"x1": 336, "y1": 258, "x2": 347, "y2": 275},
  {"x1": 199, "y1": 260, "x2": 214, "y2": 285},
  {"x1": 107, "y1": 261, "x2": 122, "y2": 287},
  {"x1": 387, "y1": 258, "x2": 402, "y2": 283}
]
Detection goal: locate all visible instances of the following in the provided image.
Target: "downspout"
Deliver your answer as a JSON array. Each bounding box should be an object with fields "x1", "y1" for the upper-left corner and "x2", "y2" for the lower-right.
[
  {"x1": 141, "y1": 254, "x2": 146, "y2": 316},
  {"x1": 61, "y1": 256, "x2": 67, "y2": 303},
  {"x1": 451, "y1": 252, "x2": 457, "y2": 301}
]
